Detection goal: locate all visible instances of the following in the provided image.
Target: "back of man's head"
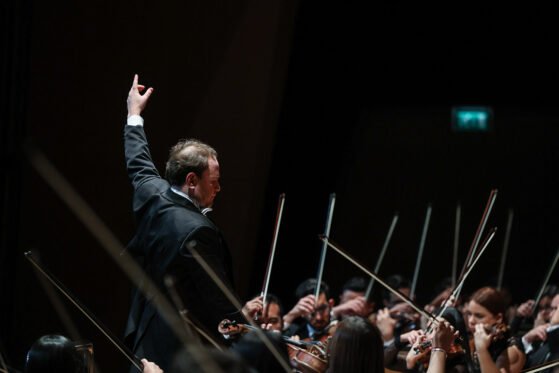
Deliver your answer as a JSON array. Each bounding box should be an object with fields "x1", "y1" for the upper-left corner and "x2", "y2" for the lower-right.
[{"x1": 165, "y1": 139, "x2": 217, "y2": 186}]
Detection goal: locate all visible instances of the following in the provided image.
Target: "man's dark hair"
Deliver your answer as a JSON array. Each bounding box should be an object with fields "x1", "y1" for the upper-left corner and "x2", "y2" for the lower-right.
[
  {"x1": 327, "y1": 316, "x2": 384, "y2": 373},
  {"x1": 295, "y1": 278, "x2": 330, "y2": 300},
  {"x1": 265, "y1": 293, "x2": 284, "y2": 316},
  {"x1": 544, "y1": 284, "x2": 559, "y2": 298},
  {"x1": 165, "y1": 139, "x2": 217, "y2": 186},
  {"x1": 382, "y1": 274, "x2": 410, "y2": 302},
  {"x1": 341, "y1": 277, "x2": 367, "y2": 293},
  {"x1": 25, "y1": 335, "x2": 85, "y2": 373}
]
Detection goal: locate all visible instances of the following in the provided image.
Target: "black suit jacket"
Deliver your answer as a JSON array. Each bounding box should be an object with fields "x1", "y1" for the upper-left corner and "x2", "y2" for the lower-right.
[{"x1": 123, "y1": 125, "x2": 243, "y2": 371}]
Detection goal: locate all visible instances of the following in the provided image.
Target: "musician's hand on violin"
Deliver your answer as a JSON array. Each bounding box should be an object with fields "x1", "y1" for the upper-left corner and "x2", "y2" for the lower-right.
[
  {"x1": 141, "y1": 358, "x2": 163, "y2": 373},
  {"x1": 284, "y1": 295, "x2": 316, "y2": 326},
  {"x1": 516, "y1": 299, "x2": 535, "y2": 318},
  {"x1": 473, "y1": 323, "x2": 492, "y2": 351},
  {"x1": 432, "y1": 320, "x2": 457, "y2": 352},
  {"x1": 332, "y1": 296, "x2": 368, "y2": 318},
  {"x1": 376, "y1": 308, "x2": 397, "y2": 342},
  {"x1": 242, "y1": 296, "x2": 263, "y2": 320},
  {"x1": 406, "y1": 336, "x2": 430, "y2": 369},
  {"x1": 401, "y1": 329, "x2": 424, "y2": 345},
  {"x1": 523, "y1": 324, "x2": 549, "y2": 344}
]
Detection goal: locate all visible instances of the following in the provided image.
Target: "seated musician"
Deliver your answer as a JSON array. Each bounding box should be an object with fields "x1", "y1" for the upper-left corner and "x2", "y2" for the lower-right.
[
  {"x1": 510, "y1": 284, "x2": 558, "y2": 337},
  {"x1": 335, "y1": 276, "x2": 375, "y2": 320},
  {"x1": 25, "y1": 334, "x2": 163, "y2": 373},
  {"x1": 260, "y1": 294, "x2": 284, "y2": 332},
  {"x1": 378, "y1": 274, "x2": 422, "y2": 347},
  {"x1": 326, "y1": 316, "x2": 384, "y2": 373},
  {"x1": 523, "y1": 293, "x2": 559, "y2": 371},
  {"x1": 467, "y1": 287, "x2": 526, "y2": 373},
  {"x1": 406, "y1": 319, "x2": 459, "y2": 373},
  {"x1": 282, "y1": 278, "x2": 336, "y2": 341}
]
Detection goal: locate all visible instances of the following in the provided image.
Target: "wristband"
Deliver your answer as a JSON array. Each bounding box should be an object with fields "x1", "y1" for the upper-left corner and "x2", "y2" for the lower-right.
[{"x1": 431, "y1": 347, "x2": 447, "y2": 358}]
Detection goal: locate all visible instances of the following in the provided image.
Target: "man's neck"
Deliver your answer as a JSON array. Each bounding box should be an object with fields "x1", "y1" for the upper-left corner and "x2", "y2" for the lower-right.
[{"x1": 170, "y1": 186, "x2": 213, "y2": 215}]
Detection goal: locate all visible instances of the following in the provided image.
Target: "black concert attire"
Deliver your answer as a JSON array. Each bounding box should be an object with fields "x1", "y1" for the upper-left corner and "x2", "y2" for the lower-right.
[{"x1": 123, "y1": 119, "x2": 244, "y2": 371}]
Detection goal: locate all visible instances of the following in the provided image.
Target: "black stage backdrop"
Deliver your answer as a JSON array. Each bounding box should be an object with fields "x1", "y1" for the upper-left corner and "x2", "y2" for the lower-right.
[{"x1": 2, "y1": 1, "x2": 559, "y2": 371}]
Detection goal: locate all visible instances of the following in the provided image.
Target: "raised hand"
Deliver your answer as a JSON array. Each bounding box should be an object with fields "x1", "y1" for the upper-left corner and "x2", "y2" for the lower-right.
[{"x1": 127, "y1": 74, "x2": 154, "y2": 117}]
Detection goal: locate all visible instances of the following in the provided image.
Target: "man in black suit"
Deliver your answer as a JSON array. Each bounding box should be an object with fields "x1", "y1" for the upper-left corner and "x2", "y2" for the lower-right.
[
  {"x1": 523, "y1": 294, "x2": 559, "y2": 372},
  {"x1": 123, "y1": 75, "x2": 262, "y2": 371}
]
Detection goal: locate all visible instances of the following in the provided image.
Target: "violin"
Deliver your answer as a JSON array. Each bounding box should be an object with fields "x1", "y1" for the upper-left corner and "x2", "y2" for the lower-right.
[
  {"x1": 287, "y1": 343, "x2": 328, "y2": 373},
  {"x1": 414, "y1": 336, "x2": 466, "y2": 359},
  {"x1": 219, "y1": 319, "x2": 329, "y2": 373},
  {"x1": 468, "y1": 322, "x2": 508, "y2": 351}
]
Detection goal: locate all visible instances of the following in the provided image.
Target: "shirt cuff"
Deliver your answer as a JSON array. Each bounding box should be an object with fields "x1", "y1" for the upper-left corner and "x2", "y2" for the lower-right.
[
  {"x1": 384, "y1": 338, "x2": 395, "y2": 348},
  {"x1": 521, "y1": 336, "x2": 533, "y2": 354},
  {"x1": 127, "y1": 115, "x2": 144, "y2": 126}
]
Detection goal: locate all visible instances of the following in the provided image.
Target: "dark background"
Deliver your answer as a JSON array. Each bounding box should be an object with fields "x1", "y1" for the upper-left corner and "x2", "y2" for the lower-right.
[{"x1": 2, "y1": 1, "x2": 559, "y2": 371}]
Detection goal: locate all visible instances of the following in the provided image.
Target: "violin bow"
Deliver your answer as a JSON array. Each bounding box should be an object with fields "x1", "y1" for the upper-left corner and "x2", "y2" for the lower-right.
[
  {"x1": 463, "y1": 189, "x2": 498, "y2": 273},
  {"x1": 319, "y1": 236, "x2": 439, "y2": 325},
  {"x1": 447, "y1": 190, "x2": 498, "y2": 303},
  {"x1": 27, "y1": 251, "x2": 103, "y2": 373},
  {"x1": 26, "y1": 146, "x2": 222, "y2": 373},
  {"x1": 452, "y1": 203, "x2": 461, "y2": 288},
  {"x1": 24, "y1": 251, "x2": 143, "y2": 372},
  {"x1": 187, "y1": 242, "x2": 293, "y2": 373},
  {"x1": 260, "y1": 193, "x2": 286, "y2": 314},
  {"x1": 410, "y1": 204, "x2": 432, "y2": 300},
  {"x1": 532, "y1": 246, "x2": 559, "y2": 317},
  {"x1": 314, "y1": 193, "x2": 337, "y2": 304},
  {"x1": 521, "y1": 358, "x2": 559, "y2": 373},
  {"x1": 364, "y1": 212, "x2": 399, "y2": 300},
  {"x1": 0, "y1": 345, "x2": 8, "y2": 373},
  {"x1": 496, "y1": 209, "x2": 514, "y2": 290},
  {"x1": 427, "y1": 227, "x2": 497, "y2": 332}
]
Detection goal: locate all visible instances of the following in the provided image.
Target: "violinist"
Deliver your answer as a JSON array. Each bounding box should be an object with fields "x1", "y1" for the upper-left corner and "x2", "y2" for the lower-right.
[
  {"x1": 509, "y1": 284, "x2": 558, "y2": 337},
  {"x1": 381, "y1": 274, "x2": 422, "y2": 333},
  {"x1": 24, "y1": 334, "x2": 163, "y2": 373},
  {"x1": 523, "y1": 293, "x2": 559, "y2": 371},
  {"x1": 406, "y1": 319, "x2": 460, "y2": 373},
  {"x1": 326, "y1": 316, "x2": 384, "y2": 373},
  {"x1": 467, "y1": 287, "x2": 526, "y2": 373},
  {"x1": 283, "y1": 279, "x2": 336, "y2": 341},
  {"x1": 404, "y1": 307, "x2": 470, "y2": 373},
  {"x1": 260, "y1": 294, "x2": 285, "y2": 332},
  {"x1": 336, "y1": 277, "x2": 375, "y2": 319},
  {"x1": 25, "y1": 335, "x2": 89, "y2": 373}
]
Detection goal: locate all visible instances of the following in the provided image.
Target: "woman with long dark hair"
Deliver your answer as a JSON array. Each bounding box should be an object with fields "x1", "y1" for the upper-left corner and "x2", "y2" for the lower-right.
[{"x1": 326, "y1": 316, "x2": 384, "y2": 373}]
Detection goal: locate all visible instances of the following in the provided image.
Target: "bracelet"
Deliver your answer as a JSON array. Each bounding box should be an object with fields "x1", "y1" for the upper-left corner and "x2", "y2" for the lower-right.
[{"x1": 431, "y1": 347, "x2": 447, "y2": 358}]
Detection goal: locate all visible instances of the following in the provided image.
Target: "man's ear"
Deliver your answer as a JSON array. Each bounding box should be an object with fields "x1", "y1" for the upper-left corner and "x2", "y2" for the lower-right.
[
  {"x1": 329, "y1": 298, "x2": 335, "y2": 308},
  {"x1": 185, "y1": 172, "x2": 198, "y2": 189}
]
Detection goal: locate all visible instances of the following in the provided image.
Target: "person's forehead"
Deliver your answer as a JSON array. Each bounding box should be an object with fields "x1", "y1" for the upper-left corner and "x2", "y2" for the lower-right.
[
  {"x1": 468, "y1": 301, "x2": 488, "y2": 313},
  {"x1": 206, "y1": 157, "x2": 220, "y2": 175},
  {"x1": 342, "y1": 290, "x2": 364, "y2": 299},
  {"x1": 267, "y1": 303, "x2": 281, "y2": 315},
  {"x1": 551, "y1": 295, "x2": 559, "y2": 307}
]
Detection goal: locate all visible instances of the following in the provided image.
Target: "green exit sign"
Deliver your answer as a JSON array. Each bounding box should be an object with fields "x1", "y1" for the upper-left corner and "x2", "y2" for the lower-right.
[{"x1": 452, "y1": 106, "x2": 493, "y2": 132}]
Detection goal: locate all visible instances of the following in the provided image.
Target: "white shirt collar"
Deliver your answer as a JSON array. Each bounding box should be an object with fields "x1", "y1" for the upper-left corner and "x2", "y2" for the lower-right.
[{"x1": 170, "y1": 186, "x2": 213, "y2": 216}]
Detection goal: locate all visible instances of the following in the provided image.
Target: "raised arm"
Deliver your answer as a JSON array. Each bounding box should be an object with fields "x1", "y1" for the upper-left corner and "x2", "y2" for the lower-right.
[{"x1": 124, "y1": 74, "x2": 162, "y2": 192}]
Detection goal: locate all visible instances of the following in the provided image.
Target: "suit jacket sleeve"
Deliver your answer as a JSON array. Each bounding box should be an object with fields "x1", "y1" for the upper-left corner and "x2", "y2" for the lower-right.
[{"x1": 124, "y1": 124, "x2": 168, "y2": 211}]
